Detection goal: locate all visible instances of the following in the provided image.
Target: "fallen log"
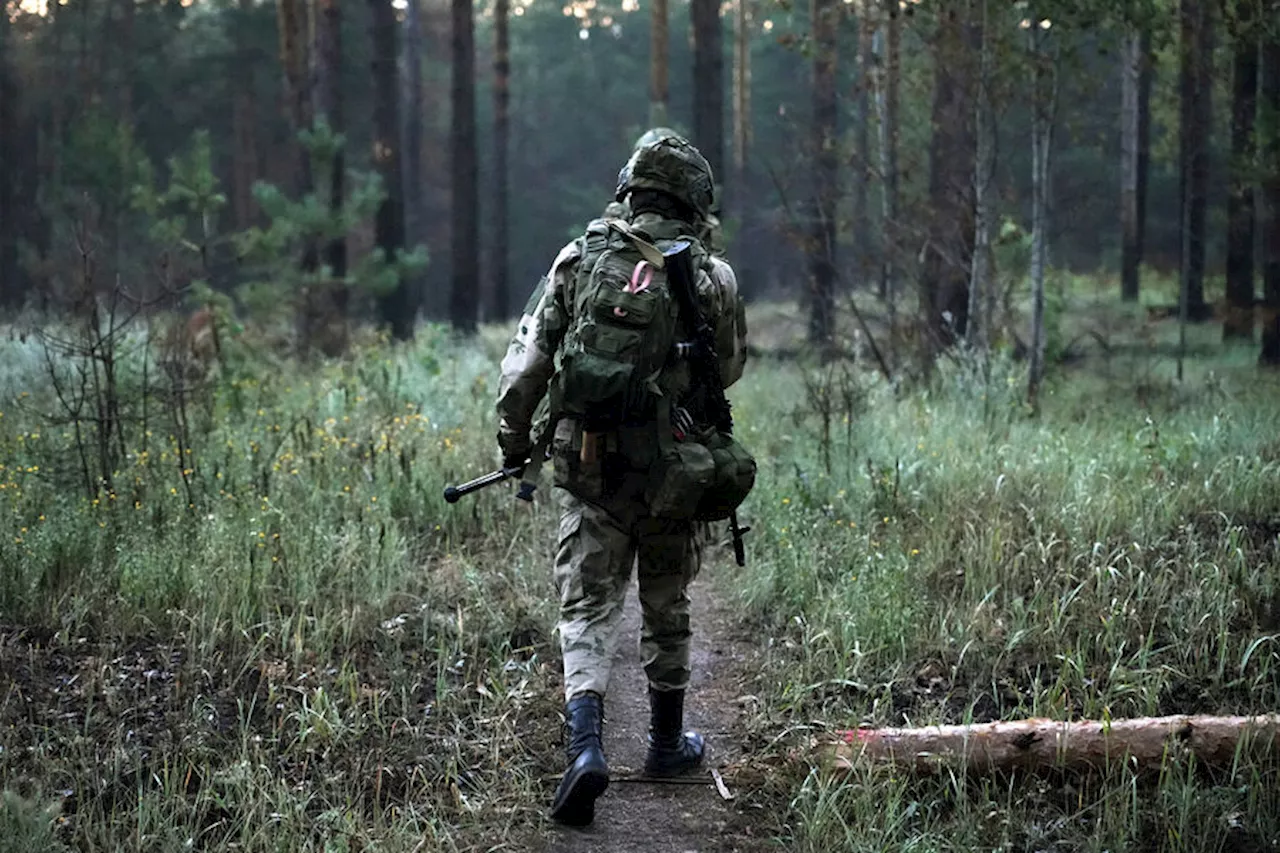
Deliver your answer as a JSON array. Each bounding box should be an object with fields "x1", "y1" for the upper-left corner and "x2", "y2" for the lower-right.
[{"x1": 825, "y1": 715, "x2": 1280, "y2": 775}]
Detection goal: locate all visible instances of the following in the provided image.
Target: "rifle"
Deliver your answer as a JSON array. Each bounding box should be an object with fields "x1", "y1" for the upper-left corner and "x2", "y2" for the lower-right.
[{"x1": 663, "y1": 240, "x2": 751, "y2": 567}]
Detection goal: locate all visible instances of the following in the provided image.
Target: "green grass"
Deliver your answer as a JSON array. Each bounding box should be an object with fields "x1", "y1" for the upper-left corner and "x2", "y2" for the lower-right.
[{"x1": 3, "y1": 297, "x2": 1280, "y2": 851}]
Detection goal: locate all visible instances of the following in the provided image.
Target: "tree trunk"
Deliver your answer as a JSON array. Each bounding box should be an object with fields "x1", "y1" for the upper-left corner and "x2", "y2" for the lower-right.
[
  {"x1": 277, "y1": 0, "x2": 314, "y2": 201},
  {"x1": 402, "y1": 0, "x2": 427, "y2": 315},
  {"x1": 874, "y1": 0, "x2": 901, "y2": 336},
  {"x1": 448, "y1": 0, "x2": 479, "y2": 332},
  {"x1": 922, "y1": 1, "x2": 977, "y2": 353},
  {"x1": 231, "y1": 0, "x2": 260, "y2": 231},
  {"x1": 827, "y1": 715, "x2": 1280, "y2": 775},
  {"x1": 966, "y1": 0, "x2": 993, "y2": 351},
  {"x1": 113, "y1": 0, "x2": 134, "y2": 128},
  {"x1": 1224, "y1": 1, "x2": 1258, "y2": 342},
  {"x1": 1261, "y1": 34, "x2": 1280, "y2": 366},
  {"x1": 492, "y1": 0, "x2": 510, "y2": 319},
  {"x1": 371, "y1": 0, "x2": 415, "y2": 340},
  {"x1": 691, "y1": 0, "x2": 724, "y2": 181},
  {"x1": 650, "y1": 0, "x2": 669, "y2": 127},
  {"x1": 1027, "y1": 21, "x2": 1058, "y2": 413},
  {"x1": 731, "y1": 0, "x2": 752, "y2": 278},
  {"x1": 315, "y1": 0, "x2": 347, "y2": 281},
  {"x1": 0, "y1": 8, "x2": 20, "y2": 307},
  {"x1": 808, "y1": 0, "x2": 838, "y2": 350},
  {"x1": 1120, "y1": 27, "x2": 1152, "y2": 303},
  {"x1": 1178, "y1": 0, "x2": 1213, "y2": 324},
  {"x1": 854, "y1": 9, "x2": 873, "y2": 291}
]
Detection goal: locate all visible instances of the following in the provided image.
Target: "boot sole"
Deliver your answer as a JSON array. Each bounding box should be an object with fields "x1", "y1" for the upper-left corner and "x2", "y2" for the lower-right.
[{"x1": 549, "y1": 766, "x2": 609, "y2": 827}]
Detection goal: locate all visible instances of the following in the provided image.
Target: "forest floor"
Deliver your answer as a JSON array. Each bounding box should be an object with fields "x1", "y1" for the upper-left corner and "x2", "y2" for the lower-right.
[
  {"x1": 533, "y1": 572, "x2": 776, "y2": 853},
  {"x1": 6, "y1": 303, "x2": 1280, "y2": 851}
]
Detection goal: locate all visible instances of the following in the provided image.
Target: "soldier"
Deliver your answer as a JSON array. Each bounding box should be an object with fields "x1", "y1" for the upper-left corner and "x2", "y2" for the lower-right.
[
  {"x1": 611, "y1": 128, "x2": 725, "y2": 257},
  {"x1": 495, "y1": 134, "x2": 747, "y2": 826}
]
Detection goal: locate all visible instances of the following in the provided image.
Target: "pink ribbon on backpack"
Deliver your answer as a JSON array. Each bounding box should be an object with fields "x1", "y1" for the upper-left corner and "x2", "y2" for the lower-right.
[{"x1": 615, "y1": 261, "x2": 654, "y2": 317}]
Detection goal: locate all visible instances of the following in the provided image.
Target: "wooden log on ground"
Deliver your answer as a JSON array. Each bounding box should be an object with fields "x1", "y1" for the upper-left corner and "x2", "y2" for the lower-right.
[{"x1": 825, "y1": 715, "x2": 1280, "y2": 775}]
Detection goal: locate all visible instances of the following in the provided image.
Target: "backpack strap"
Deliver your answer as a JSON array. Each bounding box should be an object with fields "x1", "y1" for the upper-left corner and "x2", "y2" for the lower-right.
[{"x1": 602, "y1": 218, "x2": 667, "y2": 269}]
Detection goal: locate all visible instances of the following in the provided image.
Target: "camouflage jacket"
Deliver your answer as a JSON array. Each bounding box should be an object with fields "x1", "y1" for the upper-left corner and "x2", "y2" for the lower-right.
[{"x1": 496, "y1": 212, "x2": 747, "y2": 460}]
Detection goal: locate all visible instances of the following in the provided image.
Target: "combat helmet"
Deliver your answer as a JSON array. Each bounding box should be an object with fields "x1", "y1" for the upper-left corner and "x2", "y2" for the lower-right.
[
  {"x1": 614, "y1": 134, "x2": 716, "y2": 221},
  {"x1": 632, "y1": 126, "x2": 682, "y2": 151}
]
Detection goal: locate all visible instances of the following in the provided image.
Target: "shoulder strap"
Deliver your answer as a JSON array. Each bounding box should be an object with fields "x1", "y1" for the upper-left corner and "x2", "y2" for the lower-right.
[{"x1": 602, "y1": 219, "x2": 667, "y2": 269}]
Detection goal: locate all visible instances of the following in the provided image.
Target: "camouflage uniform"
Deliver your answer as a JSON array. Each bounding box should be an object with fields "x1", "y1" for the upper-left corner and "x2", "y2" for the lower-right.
[{"x1": 496, "y1": 213, "x2": 746, "y2": 701}]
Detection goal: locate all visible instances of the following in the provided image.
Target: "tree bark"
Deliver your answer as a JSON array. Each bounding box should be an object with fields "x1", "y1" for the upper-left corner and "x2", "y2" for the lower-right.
[
  {"x1": 402, "y1": 0, "x2": 427, "y2": 315},
  {"x1": 1027, "y1": 20, "x2": 1058, "y2": 413},
  {"x1": 650, "y1": 0, "x2": 669, "y2": 127},
  {"x1": 1261, "y1": 33, "x2": 1280, "y2": 365},
  {"x1": 449, "y1": 0, "x2": 479, "y2": 332},
  {"x1": 0, "y1": 8, "x2": 20, "y2": 307},
  {"x1": 1224, "y1": 0, "x2": 1258, "y2": 342},
  {"x1": 854, "y1": 9, "x2": 873, "y2": 291},
  {"x1": 874, "y1": 0, "x2": 901, "y2": 332},
  {"x1": 808, "y1": 0, "x2": 838, "y2": 350},
  {"x1": 1120, "y1": 27, "x2": 1152, "y2": 303},
  {"x1": 691, "y1": 0, "x2": 724, "y2": 182},
  {"x1": 371, "y1": 0, "x2": 415, "y2": 340},
  {"x1": 277, "y1": 0, "x2": 314, "y2": 201},
  {"x1": 1178, "y1": 0, "x2": 1213, "y2": 324},
  {"x1": 922, "y1": 1, "x2": 977, "y2": 353},
  {"x1": 231, "y1": 0, "x2": 260, "y2": 231},
  {"x1": 315, "y1": 0, "x2": 347, "y2": 281},
  {"x1": 966, "y1": 0, "x2": 993, "y2": 351},
  {"x1": 492, "y1": 0, "x2": 511, "y2": 319},
  {"x1": 827, "y1": 715, "x2": 1280, "y2": 775},
  {"x1": 731, "y1": 0, "x2": 752, "y2": 274}
]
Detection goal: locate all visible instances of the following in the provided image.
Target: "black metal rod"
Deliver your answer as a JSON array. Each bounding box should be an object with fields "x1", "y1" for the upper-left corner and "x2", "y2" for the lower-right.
[{"x1": 443, "y1": 467, "x2": 517, "y2": 503}]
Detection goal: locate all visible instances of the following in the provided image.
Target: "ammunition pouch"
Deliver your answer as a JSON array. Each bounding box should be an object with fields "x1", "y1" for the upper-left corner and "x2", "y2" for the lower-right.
[{"x1": 693, "y1": 430, "x2": 756, "y2": 521}]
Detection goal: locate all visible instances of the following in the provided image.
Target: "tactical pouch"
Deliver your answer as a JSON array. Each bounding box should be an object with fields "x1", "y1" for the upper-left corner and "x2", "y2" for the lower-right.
[
  {"x1": 552, "y1": 419, "x2": 604, "y2": 499},
  {"x1": 693, "y1": 431, "x2": 757, "y2": 521},
  {"x1": 646, "y1": 439, "x2": 715, "y2": 519}
]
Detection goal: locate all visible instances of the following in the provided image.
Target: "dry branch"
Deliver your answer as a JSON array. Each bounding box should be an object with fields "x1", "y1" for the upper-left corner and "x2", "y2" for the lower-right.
[{"x1": 825, "y1": 715, "x2": 1280, "y2": 775}]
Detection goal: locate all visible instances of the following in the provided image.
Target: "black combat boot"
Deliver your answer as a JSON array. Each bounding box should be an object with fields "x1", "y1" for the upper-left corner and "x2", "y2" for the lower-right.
[
  {"x1": 643, "y1": 687, "x2": 705, "y2": 777},
  {"x1": 549, "y1": 692, "x2": 610, "y2": 826}
]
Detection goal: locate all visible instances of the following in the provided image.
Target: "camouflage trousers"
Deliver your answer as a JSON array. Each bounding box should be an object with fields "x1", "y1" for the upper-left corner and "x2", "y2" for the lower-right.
[{"x1": 552, "y1": 482, "x2": 701, "y2": 701}]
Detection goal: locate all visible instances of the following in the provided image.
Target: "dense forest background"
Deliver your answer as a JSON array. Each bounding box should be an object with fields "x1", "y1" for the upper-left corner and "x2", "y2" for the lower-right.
[{"x1": 3, "y1": 0, "x2": 1276, "y2": 366}]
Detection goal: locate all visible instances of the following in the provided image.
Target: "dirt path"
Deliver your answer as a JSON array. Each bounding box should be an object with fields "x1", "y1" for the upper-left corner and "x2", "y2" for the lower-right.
[{"x1": 538, "y1": 569, "x2": 770, "y2": 853}]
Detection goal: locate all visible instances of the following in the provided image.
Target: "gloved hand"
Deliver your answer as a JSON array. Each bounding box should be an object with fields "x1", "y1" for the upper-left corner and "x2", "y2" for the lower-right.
[
  {"x1": 498, "y1": 432, "x2": 530, "y2": 478},
  {"x1": 502, "y1": 455, "x2": 527, "y2": 478}
]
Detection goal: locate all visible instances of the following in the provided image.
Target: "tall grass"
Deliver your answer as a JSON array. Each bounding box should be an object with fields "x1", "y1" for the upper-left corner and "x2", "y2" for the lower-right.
[
  {"x1": 730, "y1": 344, "x2": 1280, "y2": 852},
  {"x1": 3, "y1": 306, "x2": 1280, "y2": 851}
]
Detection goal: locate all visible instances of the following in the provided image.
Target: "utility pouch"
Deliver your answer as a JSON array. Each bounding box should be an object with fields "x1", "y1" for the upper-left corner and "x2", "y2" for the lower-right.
[
  {"x1": 646, "y1": 439, "x2": 716, "y2": 519},
  {"x1": 694, "y1": 431, "x2": 757, "y2": 521}
]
